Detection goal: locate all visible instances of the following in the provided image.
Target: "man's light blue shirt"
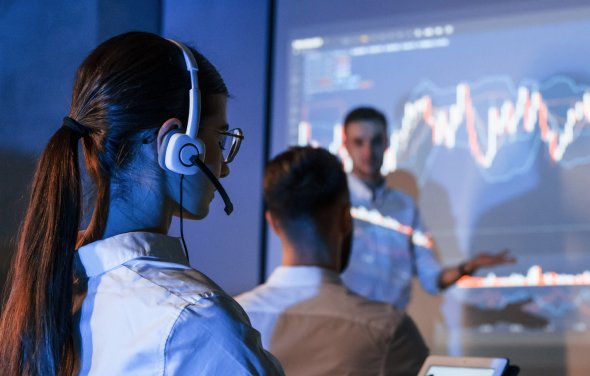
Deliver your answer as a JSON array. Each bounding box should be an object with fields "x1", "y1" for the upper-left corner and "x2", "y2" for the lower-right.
[{"x1": 341, "y1": 174, "x2": 443, "y2": 310}]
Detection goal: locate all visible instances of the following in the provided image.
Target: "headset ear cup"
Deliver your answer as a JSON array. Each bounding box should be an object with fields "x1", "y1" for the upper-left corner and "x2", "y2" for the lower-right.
[
  {"x1": 159, "y1": 130, "x2": 206, "y2": 175},
  {"x1": 158, "y1": 130, "x2": 179, "y2": 171},
  {"x1": 186, "y1": 137, "x2": 206, "y2": 162}
]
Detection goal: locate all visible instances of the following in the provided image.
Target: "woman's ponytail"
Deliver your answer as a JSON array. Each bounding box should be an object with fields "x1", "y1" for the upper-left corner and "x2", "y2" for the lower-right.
[{"x1": 0, "y1": 125, "x2": 82, "y2": 375}]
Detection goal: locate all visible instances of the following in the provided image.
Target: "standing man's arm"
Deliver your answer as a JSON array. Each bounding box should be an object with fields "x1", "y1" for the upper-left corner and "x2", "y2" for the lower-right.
[
  {"x1": 410, "y1": 205, "x2": 516, "y2": 291},
  {"x1": 410, "y1": 207, "x2": 443, "y2": 296},
  {"x1": 437, "y1": 249, "x2": 516, "y2": 289}
]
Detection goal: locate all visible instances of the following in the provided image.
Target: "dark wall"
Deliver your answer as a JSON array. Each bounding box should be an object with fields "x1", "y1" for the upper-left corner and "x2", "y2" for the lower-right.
[
  {"x1": 0, "y1": 0, "x2": 268, "y2": 298},
  {"x1": 162, "y1": 0, "x2": 270, "y2": 294},
  {"x1": 0, "y1": 0, "x2": 161, "y2": 299}
]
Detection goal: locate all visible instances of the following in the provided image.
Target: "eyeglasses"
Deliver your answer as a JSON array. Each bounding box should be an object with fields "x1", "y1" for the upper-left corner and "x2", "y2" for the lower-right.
[{"x1": 201, "y1": 127, "x2": 244, "y2": 163}]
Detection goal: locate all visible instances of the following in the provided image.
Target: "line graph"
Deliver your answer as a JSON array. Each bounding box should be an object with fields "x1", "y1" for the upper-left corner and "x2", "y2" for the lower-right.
[
  {"x1": 297, "y1": 76, "x2": 590, "y2": 183},
  {"x1": 457, "y1": 265, "x2": 590, "y2": 289},
  {"x1": 390, "y1": 76, "x2": 590, "y2": 171},
  {"x1": 350, "y1": 206, "x2": 433, "y2": 249},
  {"x1": 452, "y1": 282, "x2": 590, "y2": 326}
]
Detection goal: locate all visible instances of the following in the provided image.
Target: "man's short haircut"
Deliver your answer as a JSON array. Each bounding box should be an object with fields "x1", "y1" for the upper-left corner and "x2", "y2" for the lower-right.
[
  {"x1": 343, "y1": 106, "x2": 387, "y2": 130},
  {"x1": 264, "y1": 146, "x2": 348, "y2": 222}
]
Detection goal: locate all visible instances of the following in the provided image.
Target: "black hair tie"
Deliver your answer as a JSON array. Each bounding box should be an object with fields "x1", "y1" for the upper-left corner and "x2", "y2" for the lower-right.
[{"x1": 62, "y1": 116, "x2": 89, "y2": 138}]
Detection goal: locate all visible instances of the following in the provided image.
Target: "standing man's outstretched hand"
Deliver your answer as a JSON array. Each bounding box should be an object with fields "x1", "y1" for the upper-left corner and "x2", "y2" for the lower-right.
[{"x1": 438, "y1": 249, "x2": 516, "y2": 289}]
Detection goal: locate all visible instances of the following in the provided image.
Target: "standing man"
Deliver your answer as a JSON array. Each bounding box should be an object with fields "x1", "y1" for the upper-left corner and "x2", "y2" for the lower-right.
[
  {"x1": 341, "y1": 106, "x2": 514, "y2": 310},
  {"x1": 237, "y1": 146, "x2": 429, "y2": 376}
]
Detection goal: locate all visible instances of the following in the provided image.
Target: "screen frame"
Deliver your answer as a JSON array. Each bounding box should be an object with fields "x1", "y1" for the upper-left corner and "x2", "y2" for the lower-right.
[{"x1": 418, "y1": 355, "x2": 509, "y2": 376}]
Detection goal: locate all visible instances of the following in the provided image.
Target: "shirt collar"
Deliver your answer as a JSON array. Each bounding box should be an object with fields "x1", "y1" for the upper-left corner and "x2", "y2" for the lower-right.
[
  {"x1": 347, "y1": 173, "x2": 386, "y2": 202},
  {"x1": 266, "y1": 265, "x2": 343, "y2": 287},
  {"x1": 76, "y1": 231, "x2": 189, "y2": 277}
]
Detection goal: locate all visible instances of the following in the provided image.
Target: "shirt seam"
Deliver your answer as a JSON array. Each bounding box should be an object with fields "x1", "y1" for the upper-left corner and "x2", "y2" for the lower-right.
[
  {"x1": 162, "y1": 303, "x2": 192, "y2": 376},
  {"x1": 209, "y1": 294, "x2": 264, "y2": 374},
  {"x1": 122, "y1": 264, "x2": 222, "y2": 304},
  {"x1": 114, "y1": 264, "x2": 219, "y2": 374},
  {"x1": 164, "y1": 296, "x2": 267, "y2": 375}
]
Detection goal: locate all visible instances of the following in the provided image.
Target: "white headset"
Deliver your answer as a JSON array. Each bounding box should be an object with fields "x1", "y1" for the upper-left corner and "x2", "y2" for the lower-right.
[
  {"x1": 158, "y1": 39, "x2": 205, "y2": 175},
  {"x1": 159, "y1": 38, "x2": 234, "y2": 215}
]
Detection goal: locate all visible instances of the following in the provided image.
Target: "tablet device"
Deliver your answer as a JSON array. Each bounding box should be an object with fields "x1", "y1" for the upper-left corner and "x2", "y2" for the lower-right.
[{"x1": 418, "y1": 355, "x2": 510, "y2": 376}]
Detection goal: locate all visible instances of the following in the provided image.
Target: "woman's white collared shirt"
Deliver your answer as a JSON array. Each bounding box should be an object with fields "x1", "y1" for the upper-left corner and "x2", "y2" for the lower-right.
[{"x1": 74, "y1": 231, "x2": 283, "y2": 375}]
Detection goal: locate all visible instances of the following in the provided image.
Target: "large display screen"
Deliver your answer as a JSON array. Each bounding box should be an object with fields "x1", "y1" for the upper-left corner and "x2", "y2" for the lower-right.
[{"x1": 270, "y1": 1, "x2": 590, "y2": 363}]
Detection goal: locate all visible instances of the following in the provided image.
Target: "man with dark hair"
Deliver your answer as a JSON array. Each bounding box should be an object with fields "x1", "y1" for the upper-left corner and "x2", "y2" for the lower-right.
[
  {"x1": 343, "y1": 106, "x2": 387, "y2": 130},
  {"x1": 341, "y1": 106, "x2": 514, "y2": 310},
  {"x1": 236, "y1": 146, "x2": 429, "y2": 376}
]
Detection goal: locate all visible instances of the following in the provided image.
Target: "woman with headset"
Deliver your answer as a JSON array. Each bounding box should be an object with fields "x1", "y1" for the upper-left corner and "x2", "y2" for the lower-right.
[{"x1": 0, "y1": 32, "x2": 283, "y2": 375}]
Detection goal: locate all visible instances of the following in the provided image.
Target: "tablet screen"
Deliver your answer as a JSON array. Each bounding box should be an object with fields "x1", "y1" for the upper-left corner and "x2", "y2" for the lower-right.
[{"x1": 425, "y1": 365, "x2": 495, "y2": 376}]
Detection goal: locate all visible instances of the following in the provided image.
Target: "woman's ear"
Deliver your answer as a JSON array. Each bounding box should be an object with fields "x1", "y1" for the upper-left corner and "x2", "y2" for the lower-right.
[
  {"x1": 157, "y1": 118, "x2": 183, "y2": 151},
  {"x1": 156, "y1": 118, "x2": 184, "y2": 171}
]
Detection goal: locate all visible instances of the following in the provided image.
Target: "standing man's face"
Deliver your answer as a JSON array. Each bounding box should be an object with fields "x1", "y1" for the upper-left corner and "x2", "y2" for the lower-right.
[{"x1": 344, "y1": 120, "x2": 388, "y2": 182}]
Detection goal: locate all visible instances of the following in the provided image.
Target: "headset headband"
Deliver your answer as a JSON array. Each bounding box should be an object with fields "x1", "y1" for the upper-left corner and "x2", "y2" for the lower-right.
[
  {"x1": 165, "y1": 38, "x2": 234, "y2": 215},
  {"x1": 167, "y1": 39, "x2": 201, "y2": 140}
]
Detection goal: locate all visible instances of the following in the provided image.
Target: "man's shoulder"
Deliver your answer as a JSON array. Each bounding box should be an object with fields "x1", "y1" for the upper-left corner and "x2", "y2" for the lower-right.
[
  {"x1": 286, "y1": 283, "x2": 407, "y2": 333},
  {"x1": 338, "y1": 287, "x2": 406, "y2": 328},
  {"x1": 235, "y1": 283, "x2": 285, "y2": 313},
  {"x1": 382, "y1": 185, "x2": 417, "y2": 206},
  {"x1": 346, "y1": 172, "x2": 417, "y2": 207},
  {"x1": 237, "y1": 281, "x2": 404, "y2": 329},
  {"x1": 234, "y1": 285, "x2": 263, "y2": 307}
]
